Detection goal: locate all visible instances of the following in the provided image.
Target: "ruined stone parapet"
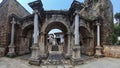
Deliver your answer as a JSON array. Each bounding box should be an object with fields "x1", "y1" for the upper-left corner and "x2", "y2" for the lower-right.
[{"x1": 103, "y1": 45, "x2": 120, "y2": 58}]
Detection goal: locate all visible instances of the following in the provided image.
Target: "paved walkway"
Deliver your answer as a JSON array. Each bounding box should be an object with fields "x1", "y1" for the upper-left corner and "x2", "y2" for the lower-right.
[{"x1": 0, "y1": 57, "x2": 120, "y2": 68}]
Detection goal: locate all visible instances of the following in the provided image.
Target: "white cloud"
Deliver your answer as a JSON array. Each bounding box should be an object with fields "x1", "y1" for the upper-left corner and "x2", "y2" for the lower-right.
[
  {"x1": 0, "y1": 0, "x2": 2, "y2": 3},
  {"x1": 114, "y1": 19, "x2": 117, "y2": 23}
]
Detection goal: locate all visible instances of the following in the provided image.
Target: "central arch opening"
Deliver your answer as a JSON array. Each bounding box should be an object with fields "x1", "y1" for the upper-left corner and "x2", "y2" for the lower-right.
[
  {"x1": 43, "y1": 22, "x2": 69, "y2": 63},
  {"x1": 47, "y1": 29, "x2": 64, "y2": 52},
  {"x1": 44, "y1": 22, "x2": 68, "y2": 54}
]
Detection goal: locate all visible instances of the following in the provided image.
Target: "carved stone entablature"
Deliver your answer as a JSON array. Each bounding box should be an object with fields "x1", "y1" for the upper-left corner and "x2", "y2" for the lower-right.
[
  {"x1": 68, "y1": 1, "x2": 84, "y2": 25},
  {"x1": 29, "y1": 0, "x2": 45, "y2": 22},
  {"x1": 28, "y1": 0, "x2": 43, "y2": 11},
  {"x1": 69, "y1": 0, "x2": 84, "y2": 14},
  {"x1": 45, "y1": 10, "x2": 69, "y2": 21}
]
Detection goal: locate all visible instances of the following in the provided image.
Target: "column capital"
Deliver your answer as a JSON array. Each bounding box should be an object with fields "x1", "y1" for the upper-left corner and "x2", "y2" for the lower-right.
[
  {"x1": 33, "y1": 10, "x2": 39, "y2": 14},
  {"x1": 96, "y1": 23, "x2": 101, "y2": 26},
  {"x1": 73, "y1": 10, "x2": 80, "y2": 16},
  {"x1": 11, "y1": 18, "x2": 16, "y2": 24}
]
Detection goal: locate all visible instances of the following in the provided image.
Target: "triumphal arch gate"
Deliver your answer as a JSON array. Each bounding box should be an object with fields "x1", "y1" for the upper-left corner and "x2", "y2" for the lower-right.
[{"x1": 5, "y1": 0, "x2": 113, "y2": 65}]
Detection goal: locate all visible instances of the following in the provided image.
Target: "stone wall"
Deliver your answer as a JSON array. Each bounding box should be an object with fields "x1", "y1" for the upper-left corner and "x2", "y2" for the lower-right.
[
  {"x1": 0, "y1": 0, "x2": 10, "y2": 55},
  {"x1": 7, "y1": 0, "x2": 30, "y2": 17},
  {"x1": 83, "y1": 0, "x2": 113, "y2": 45},
  {"x1": 0, "y1": 0, "x2": 30, "y2": 56},
  {"x1": 103, "y1": 45, "x2": 120, "y2": 58}
]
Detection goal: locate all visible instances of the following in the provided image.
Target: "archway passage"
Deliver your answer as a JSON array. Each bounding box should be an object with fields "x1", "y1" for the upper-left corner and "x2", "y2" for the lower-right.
[
  {"x1": 48, "y1": 29, "x2": 63, "y2": 52},
  {"x1": 40, "y1": 22, "x2": 70, "y2": 64},
  {"x1": 80, "y1": 27, "x2": 94, "y2": 56},
  {"x1": 16, "y1": 24, "x2": 33, "y2": 56},
  {"x1": 45, "y1": 22, "x2": 68, "y2": 34}
]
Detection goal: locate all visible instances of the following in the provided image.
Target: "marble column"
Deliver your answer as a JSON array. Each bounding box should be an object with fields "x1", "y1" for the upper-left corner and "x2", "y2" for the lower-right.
[
  {"x1": 29, "y1": 10, "x2": 40, "y2": 65},
  {"x1": 95, "y1": 23, "x2": 103, "y2": 57},
  {"x1": 72, "y1": 11, "x2": 82, "y2": 65},
  {"x1": 7, "y1": 18, "x2": 16, "y2": 57},
  {"x1": 74, "y1": 13, "x2": 79, "y2": 45}
]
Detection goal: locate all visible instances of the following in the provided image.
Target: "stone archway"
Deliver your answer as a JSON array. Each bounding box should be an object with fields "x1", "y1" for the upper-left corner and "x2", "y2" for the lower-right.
[
  {"x1": 19, "y1": 24, "x2": 33, "y2": 55},
  {"x1": 39, "y1": 21, "x2": 71, "y2": 62},
  {"x1": 80, "y1": 26, "x2": 94, "y2": 56}
]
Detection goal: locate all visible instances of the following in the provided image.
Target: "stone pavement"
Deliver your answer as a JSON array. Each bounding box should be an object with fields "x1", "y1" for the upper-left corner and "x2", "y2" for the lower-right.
[{"x1": 0, "y1": 57, "x2": 120, "y2": 68}]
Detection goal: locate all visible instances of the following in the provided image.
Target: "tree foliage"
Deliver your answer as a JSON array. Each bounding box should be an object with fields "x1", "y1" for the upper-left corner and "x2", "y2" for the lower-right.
[
  {"x1": 111, "y1": 12, "x2": 120, "y2": 45},
  {"x1": 115, "y1": 12, "x2": 120, "y2": 21},
  {"x1": 111, "y1": 23, "x2": 120, "y2": 45}
]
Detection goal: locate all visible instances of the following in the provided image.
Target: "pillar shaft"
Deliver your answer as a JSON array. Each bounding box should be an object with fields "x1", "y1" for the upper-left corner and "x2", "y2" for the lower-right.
[
  {"x1": 74, "y1": 14, "x2": 79, "y2": 45},
  {"x1": 33, "y1": 10, "x2": 39, "y2": 44},
  {"x1": 29, "y1": 10, "x2": 41, "y2": 65},
  {"x1": 11, "y1": 22, "x2": 15, "y2": 44},
  {"x1": 7, "y1": 18, "x2": 16, "y2": 57},
  {"x1": 97, "y1": 23, "x2": 100, "y2": 47}
]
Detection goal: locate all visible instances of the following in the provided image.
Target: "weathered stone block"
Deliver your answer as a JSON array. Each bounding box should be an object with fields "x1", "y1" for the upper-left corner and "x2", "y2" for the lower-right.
[
  {"x1": 103, "y1": 45, "x2": 120, "y2": 58},
  {"x1": 0, "y1": 47, "x2": 5, "y2": 57}
]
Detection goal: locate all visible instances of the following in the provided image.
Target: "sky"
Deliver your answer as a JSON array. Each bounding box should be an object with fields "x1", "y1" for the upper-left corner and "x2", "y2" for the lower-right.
[
  {"x1": 14, "y1": 0, "x2": 120, "y2": 14},
  {"x1": 0, "y1": 0, "x2": 119, "y2": 14},
  {"x1": 0, "y1": 0, "x2": 120, "y2": 33}
]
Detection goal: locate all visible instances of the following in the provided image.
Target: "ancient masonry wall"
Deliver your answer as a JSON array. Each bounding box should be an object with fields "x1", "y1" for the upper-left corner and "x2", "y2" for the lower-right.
[
  {"x1": 87, "y1": 0, "x2": 113, "y2": 45},
  {"x1": 103, "y1": 45, "x2": 120, "y2": 58},
  {"x1": 0, "y1": 0, "x2": 30, "y2": 56}
]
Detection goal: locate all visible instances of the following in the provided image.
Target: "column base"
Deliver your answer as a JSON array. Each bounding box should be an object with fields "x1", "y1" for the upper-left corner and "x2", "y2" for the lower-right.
[
  {"x1": 95, "y1": 46, "x2": 103, "y2": 58},
  {"x1": 7, "y1": 45, "x2": 16, "y2": 57},
  {"x1": 29, "y1": 43, "x2": 41, "y2": 65},
  {"x1": 73, "y1": 45, "x2": 81, "y2": 58},
  {"x1": 7, "y1": 52, "x2": 16, "y2": 58},
  {"x1": 29, "y1": 58, "x2": 41, "y2": 66}
]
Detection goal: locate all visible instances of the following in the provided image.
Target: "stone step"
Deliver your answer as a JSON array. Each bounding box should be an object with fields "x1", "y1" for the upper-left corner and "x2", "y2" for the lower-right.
[
  {"x1": 41, "y1": 66, "x2": 47, "y2": 68},
  {"x1": 57, "y1": 65, "x2": 65, "y2": 68},
  {"x1": 47, "y1": 65, "x2": 57, "y2": 68},
  {"x1": 41, "y1": 65, "x2": 73, "y2": 68}
]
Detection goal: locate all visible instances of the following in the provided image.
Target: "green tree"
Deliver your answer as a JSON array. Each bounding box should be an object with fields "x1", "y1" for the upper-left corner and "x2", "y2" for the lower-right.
[
  {"x1": 115, "y1": 12, "x2": 120, "y2": 24},
  {"x1": 112, "y1": 12, "x2": 120, "y2": 45},
  {"x1": 111, "y1": 24, "x2": 119, "y2": 44},
  {"x1": 115, "y1": 13, "x2": 120, "y2": 19}
]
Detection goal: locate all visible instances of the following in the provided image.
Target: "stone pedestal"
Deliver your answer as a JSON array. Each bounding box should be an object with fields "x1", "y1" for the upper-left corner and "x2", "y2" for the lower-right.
[
  {"x1": 72, "y1": 45, "x2": 83, "y2": 65},
  {"x1": 0, "y1": 47, "x2": 5, "y2": 57},
  {"x1": 7, "y1": 44, "x2": 16, "y2": 57},
  {"x1": 29, "y1": 44, "x2": 41, "y2": 65},
  {"x1": 95, "y1": 46, "x2": 103, "y2": 57}
]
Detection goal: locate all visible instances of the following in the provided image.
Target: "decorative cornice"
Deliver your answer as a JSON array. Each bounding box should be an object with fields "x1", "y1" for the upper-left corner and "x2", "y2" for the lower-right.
[{"x1": 29, "y1": 0, "x2": 43, "y2": 11}]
